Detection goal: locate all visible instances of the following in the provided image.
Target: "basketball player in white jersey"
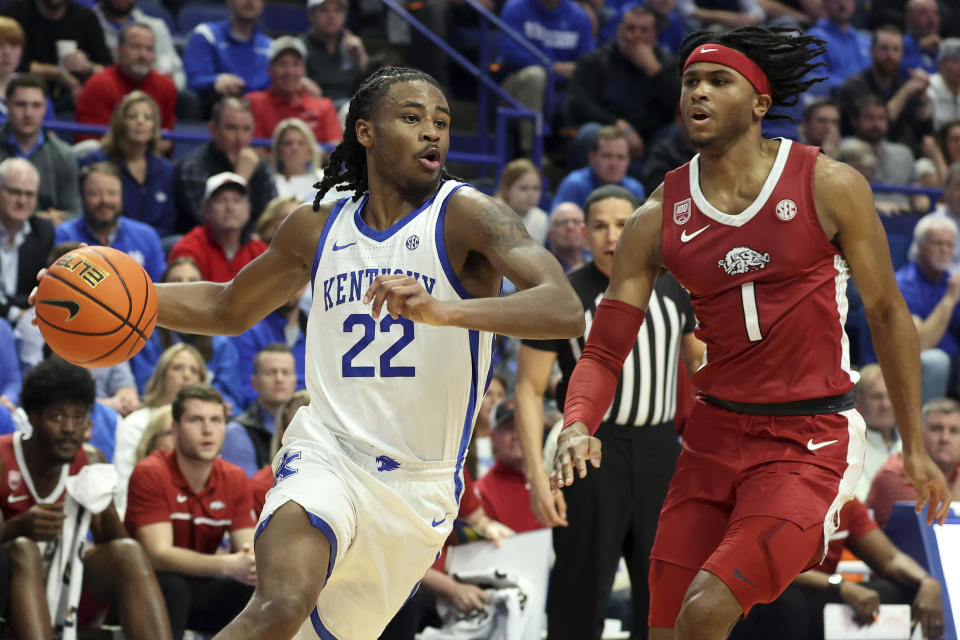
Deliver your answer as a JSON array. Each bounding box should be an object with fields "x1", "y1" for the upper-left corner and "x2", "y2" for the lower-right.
[{"x1": 149, "y1": 67, "x2": 584, "y2": 639}]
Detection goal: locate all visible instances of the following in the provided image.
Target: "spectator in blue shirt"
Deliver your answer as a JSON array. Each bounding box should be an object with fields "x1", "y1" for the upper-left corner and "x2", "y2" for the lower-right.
[
  {"x1": 230, "y1": 288, "x2": 307, "y2": 408},
  {"x1": 902, "y1": 0, "x2": 940, "y2": 76},
  {"x1": 222, "y1": 343, "x2": 296, "y2": 477},
  {"x1": 183, "y1": 0, "x2": 270, "y2": 108},
  {"x1": 54, "y1": 162, "x2": 165, "y2": 281},
  {"x1": 806, "y1": 0, "x2": 872, "y2": 95},
  {"x1": 79, "y1": 91, "x2": 179, "y2": 238},
  {"x1": 895, "y1": 214, "x2": 960, "y2": 402},
  {"x1": 499, "y1": 0, "x2": 595, "y2": 154},
  {"x1": 553, "y1": 126, "x2": 646, "y2": 211},
  {"x1": 638, "y1": 0, "x2": 688, "y2": 55},
  {"x1": 0, "y1": 318, "x2": 21, "y2": 426}
]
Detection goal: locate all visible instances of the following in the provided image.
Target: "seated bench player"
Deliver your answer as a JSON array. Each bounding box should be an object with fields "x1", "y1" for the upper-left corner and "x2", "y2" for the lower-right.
[{"x1": 125, "y1": 383, "x2": 257, "y2": 640}]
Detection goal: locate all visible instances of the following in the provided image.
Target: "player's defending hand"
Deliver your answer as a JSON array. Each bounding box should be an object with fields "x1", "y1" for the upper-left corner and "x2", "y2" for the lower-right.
[
  {"x1": 902, "y1": 451, "x2": 952, "y2": 525},
  {"x1": 551, "y1": 422, "x2": 601, "y2": 489},
  {"x1": 363, "y1": 274, "x2": 449, "y2": 325}
]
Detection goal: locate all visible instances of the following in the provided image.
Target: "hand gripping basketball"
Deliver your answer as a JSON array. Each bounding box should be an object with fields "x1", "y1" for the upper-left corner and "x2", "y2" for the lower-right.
[{"x1": 33, "y1": 246, "x2": 158, "y2": 368}]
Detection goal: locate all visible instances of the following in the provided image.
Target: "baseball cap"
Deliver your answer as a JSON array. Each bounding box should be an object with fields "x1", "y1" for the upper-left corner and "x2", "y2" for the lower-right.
[
  {"x1": 941, "y1": 38, "x2": 960, "y2": 62},
  {"x1": 203, "y1": 172, "x2": 248, "y2": 201},
  {"x1": 493, "y1": 397, "x2": 517, "y2": 430},
  {"x1": 269, "y1": 35, "x2": 307, "y2": 63}
]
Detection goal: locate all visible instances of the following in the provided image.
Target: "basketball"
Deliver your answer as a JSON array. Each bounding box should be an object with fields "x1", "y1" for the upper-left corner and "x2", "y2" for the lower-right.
[{"x1": 35, "y1": 246, "x2": 158, "y2": 369}]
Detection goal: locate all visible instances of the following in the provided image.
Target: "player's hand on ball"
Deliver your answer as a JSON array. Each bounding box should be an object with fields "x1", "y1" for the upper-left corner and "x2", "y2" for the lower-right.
[
  {"x1": 363, "y1": 274, "x2": 449, "y2": 325},
  {"x1": 902, "y1": 451, "x2": 951, "y2": 525},
  {"x1": 551, "y1": 422, "x2": 601, "y2": 489}
]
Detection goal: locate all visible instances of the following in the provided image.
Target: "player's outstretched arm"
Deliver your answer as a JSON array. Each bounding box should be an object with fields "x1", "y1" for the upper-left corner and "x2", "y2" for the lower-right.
[
  {"x1": 817, "y1": 157, "x2": 951, "y2": 525},
  {"x1": 155, "y1": 203, "x2": 328, "y2": 337},
  {"x1": 553, "y1": 187, "x2": 664, "y2": 489},
  {"x1": 415, "y1": 189, "x2": 585, "y2": 339}
]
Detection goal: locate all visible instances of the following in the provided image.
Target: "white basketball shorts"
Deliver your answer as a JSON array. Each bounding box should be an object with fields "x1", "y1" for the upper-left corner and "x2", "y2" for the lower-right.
[{"x1": 256, "y1": 414, "x2": 461, "y2": 639}]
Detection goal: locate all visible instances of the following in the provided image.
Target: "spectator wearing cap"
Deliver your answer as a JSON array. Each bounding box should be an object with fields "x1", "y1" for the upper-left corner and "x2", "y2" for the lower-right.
[
  {"x1": 55, "y1": 162, "x2": 166, "y2": 281},
  {"x1": 246, "y1": 36, "x2": 341, "y2": 146},
  {"x1": 927, "y1": 38, "x2": 960, "y2": 130},
  {"x1": 173, "y1": 96, "x2": 277, "y2": 231},
  {"x1": 300, "y1": 0, "x2": 367, "y2": 109},
  {"x1": 474, "y1": 398, "x2": 546, "y2": 534},
  {"x1": 74, "y1": 22, "x2": 177, "y2": 142},
  {"x1": 182, "y1": 0, "x2": 270, "y2": 108},
  {"x1": 168, "y1": 172, "x2": 267, "y2": 282}
]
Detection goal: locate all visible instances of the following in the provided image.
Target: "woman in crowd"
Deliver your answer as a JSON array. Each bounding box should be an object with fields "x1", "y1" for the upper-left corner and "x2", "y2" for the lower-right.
[
  {"x1": 256, "y1": 194, "x2": 301, "y2": 245},
  {"x1": 133, "y1": 404, "x2": 175, "y2": 465},
  {"x1": 79, "y1": 91, "x2": 179, "y2": 237},
  {"x1": 270, "y1": 117, "x2": 324, "y2": 201},
  {"x1": 114, "y1": 343, "x2": 208, "y2": 513},
  {"x1": 496, "y1": 159, "x2": 549, "y2": 246},
  {"x1": 129, "y1": 257, "x2": 243, "y2": 412}
]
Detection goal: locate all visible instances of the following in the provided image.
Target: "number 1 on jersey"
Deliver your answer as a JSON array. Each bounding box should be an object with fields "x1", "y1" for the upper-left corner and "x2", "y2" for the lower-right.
[{"x1": 740, "y1": 282, "x2": 763, "y2": 342}]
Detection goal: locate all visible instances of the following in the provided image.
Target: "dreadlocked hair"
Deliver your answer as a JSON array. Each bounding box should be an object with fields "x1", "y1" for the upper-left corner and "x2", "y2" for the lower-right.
[
  {"x1": 314, "y1": 66, "x2": 460, "y2": 209},
  {"x1": 677, "y1": 26, "x2": 827, "y2": 121}
]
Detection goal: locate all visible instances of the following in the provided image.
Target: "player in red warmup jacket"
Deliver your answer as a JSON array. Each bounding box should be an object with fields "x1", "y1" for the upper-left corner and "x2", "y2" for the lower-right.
[{"x1": 553, "y1": 26, "x2": 952, "y2": 640}]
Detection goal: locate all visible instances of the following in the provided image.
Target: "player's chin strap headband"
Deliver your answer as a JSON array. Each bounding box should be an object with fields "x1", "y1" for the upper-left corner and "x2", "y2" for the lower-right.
[{"x1": 683, "y1": 44, "x2": 772, "y2": 98}]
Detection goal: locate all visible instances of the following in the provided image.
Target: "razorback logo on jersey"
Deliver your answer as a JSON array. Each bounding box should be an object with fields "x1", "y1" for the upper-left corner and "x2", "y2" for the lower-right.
[
  {"x1": 673, "y1": 198, "x2": 692, "y2": 225},
  {"x1": 718, "y1": 247, "x2": 771, "y2": 275}
]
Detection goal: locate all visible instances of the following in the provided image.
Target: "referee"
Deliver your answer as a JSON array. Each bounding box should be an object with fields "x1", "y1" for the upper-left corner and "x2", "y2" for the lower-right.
[{"x1": 516, "y1": 185, "x2": 703, "y2": 640}]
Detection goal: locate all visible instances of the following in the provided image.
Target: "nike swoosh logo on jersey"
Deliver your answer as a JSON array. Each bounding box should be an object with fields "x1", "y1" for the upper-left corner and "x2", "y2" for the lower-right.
[
  {"x1": 176, "y1": 494, "x2": 188, "y2": 503},
  {"x1": 38, "y1": 299, "x2": 80, "y2": 321},
  {"x1": 680, "y1": 225, "x2": 710, "y2": 243},
  {"x1": 806, "y1": 439, "x2": 838, "y2": 451},
  {"x1": 332, "y1": 241, "x2": 356, "y2": 251},
  {"x1": 7, "y1": 494, "x2": 28, "y2": 503},
  {"x1": 431, "y1": 516, "x2": 445, "y2": 527}
]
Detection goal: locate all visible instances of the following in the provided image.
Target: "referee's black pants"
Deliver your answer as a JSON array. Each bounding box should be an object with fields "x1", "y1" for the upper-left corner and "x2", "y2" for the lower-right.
[{"x1": 547, "y1": 421, "x2": 681, "y2": 640}]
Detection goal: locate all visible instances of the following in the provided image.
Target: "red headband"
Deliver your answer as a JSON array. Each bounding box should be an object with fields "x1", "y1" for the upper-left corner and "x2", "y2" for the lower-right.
[{"x1": 683, "y1": 44, "x2": 772, "y2": 98}]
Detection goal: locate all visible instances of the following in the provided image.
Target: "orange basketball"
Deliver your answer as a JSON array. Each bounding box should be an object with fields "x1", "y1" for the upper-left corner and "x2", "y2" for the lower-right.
[{"x1": 36, "y1": 246, "x2": 158, "y2": 369}]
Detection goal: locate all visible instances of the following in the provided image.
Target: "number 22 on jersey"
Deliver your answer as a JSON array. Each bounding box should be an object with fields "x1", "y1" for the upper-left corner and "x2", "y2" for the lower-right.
[{"x1": 341, "y1": 313, "x2": 416, "y2": 377}]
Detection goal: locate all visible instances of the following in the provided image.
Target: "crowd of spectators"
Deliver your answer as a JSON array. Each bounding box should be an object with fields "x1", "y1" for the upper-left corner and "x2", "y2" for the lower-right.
[{"x1": 0, "y1": 0, "x2": 957, "y2": 637}]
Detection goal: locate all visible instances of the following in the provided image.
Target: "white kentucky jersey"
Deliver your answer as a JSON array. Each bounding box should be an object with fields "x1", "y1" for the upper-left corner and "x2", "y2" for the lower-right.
[{"x1": 291, "y1": 180, "x2": 496, "y2": 471}]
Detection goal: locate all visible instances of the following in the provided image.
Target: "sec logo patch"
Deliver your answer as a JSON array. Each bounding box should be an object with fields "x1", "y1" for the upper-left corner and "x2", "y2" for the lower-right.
[{"x1": 775, "y1": 199, "x2": 797, "y2": 222}]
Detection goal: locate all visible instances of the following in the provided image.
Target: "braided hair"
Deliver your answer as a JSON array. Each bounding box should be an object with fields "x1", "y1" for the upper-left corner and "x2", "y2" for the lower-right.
[
  {"x1": 678, "y1": 26, "x2": 827, "y2": 121},
  {"x1": 314, "y1": 67, "x2": 459, "y2": 209}
]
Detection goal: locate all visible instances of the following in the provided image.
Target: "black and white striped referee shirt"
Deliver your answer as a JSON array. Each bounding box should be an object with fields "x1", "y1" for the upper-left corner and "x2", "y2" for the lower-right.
[{"x1": 524, "y1": 261, "x2": 696, "y2": 427}]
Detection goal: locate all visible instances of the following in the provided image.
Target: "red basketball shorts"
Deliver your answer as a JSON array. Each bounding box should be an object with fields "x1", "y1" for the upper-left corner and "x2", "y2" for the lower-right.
[{"x1": 648, "y1": 395, "x2": 866, "y2": 626}]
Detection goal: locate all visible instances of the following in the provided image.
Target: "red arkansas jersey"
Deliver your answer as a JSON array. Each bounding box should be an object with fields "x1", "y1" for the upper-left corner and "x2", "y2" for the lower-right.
[
  {"x1": 662, "y1": 139, "x2": 857, "y2": 403},
  {"x1": 0, "y1": 433, "x2": 88, "y2": 519},
  {"x1": 125, "y1": 449, "x2": 256, "y2": 554}
]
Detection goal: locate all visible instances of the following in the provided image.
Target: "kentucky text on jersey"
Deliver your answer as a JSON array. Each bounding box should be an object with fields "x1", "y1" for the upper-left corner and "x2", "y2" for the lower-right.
[{"x1": 321, "y1": 267, "x2": 437, "y2": 311}]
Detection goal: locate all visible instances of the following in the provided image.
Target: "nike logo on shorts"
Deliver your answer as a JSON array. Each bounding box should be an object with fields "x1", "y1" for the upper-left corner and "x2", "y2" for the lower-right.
[
  {"x1": 806, "y1": 439, "x2": 838, "y2": 451},
  {"x1": 431, "y1": 516, "x2": 445, "y2": 527},
  {"x1": 680, "y1": 225, "x2": 710, "y2": 243},
  {"x1": 332, "y1": 241, "x2": 356, "y2": 251}
]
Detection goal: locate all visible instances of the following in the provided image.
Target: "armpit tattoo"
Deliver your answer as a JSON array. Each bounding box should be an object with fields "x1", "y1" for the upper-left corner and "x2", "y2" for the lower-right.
[{"x1": 477, "y1": 202, "x2": 532, "y2": 249}]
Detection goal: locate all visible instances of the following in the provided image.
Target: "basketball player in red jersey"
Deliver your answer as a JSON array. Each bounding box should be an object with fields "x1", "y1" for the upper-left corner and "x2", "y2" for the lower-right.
[{"x1": 553, "y1": 27, "x2": 952, "y2": 640}]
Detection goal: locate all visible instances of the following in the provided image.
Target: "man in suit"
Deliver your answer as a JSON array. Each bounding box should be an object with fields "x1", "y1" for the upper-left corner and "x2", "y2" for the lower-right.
[{"x1": 0, "y1": 157, "x2": 54, "y2": 324}]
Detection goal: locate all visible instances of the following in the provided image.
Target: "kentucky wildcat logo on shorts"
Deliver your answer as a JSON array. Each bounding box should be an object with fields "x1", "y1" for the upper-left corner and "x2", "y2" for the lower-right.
[{"x1": 718, "y1": 247, "x2": 771, "y2": 275}]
